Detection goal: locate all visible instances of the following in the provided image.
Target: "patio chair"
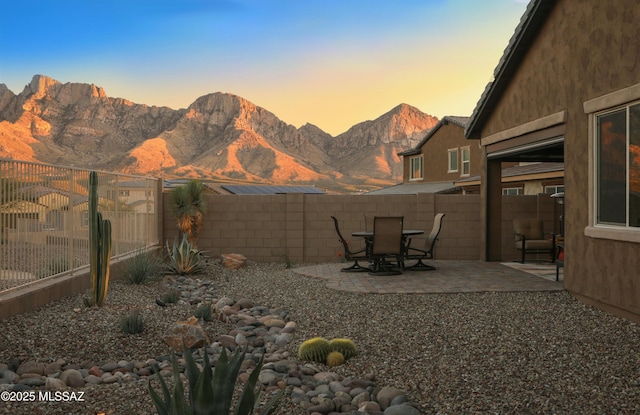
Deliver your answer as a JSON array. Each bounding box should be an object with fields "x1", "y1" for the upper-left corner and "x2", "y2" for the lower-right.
[
  {"x1": 404, "y1": 213, "x2": 445, "y2": 271},
  {"x1": 513, "y1": 218, "x2": 556, "y2": 264},
  {"x1": 369, "y1": 216, "x2": 404, "y2": 275},
  {"x1": 331, "y1": 216, "x2": 370, "y2": 272}
]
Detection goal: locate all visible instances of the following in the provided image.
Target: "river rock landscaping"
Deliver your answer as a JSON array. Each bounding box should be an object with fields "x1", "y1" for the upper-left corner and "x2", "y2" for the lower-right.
[{"x1": 1, "y1": 261, "x2": 640, "y2": 414}]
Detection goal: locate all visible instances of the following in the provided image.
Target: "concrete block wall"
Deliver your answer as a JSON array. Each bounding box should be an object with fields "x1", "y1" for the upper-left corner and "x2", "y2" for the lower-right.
[
  {"x1": 1, "y1": 193, "x2": 557, "y2": 320},
  {"x1": 434, "y1": 194, "x2": 482, "y2": 260},
  {"x1": 163, "y1": 193, "x2": 291, "y2": 263},
  {"x1": 162, "y1": 192, "x2": 556, "y2": 264},
  {"x1": 163, "y1": 193, "x2": 488, "y2": 264}
]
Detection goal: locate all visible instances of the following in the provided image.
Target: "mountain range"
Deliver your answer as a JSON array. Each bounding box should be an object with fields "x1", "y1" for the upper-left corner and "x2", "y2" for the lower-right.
[{"x1": 0, "y1": 75, "x2": 439, "y2": 192}]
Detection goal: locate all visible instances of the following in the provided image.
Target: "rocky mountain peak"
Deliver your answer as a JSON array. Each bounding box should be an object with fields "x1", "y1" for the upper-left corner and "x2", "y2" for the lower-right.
[
  {"x1": 23, "y1": 74, "x2": 108, "y2": 107},
  {"x1": 334, "y1": 103, "x2": 439, "y2": 148},
  {"x1": 0, "y1": 75, "x2": 439, "y2": 192}
]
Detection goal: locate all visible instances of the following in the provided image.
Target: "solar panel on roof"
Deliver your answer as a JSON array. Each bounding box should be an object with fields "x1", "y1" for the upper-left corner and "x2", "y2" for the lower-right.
[{"x1": 221, "y1": 185, "x2": 324, "y2": 195}]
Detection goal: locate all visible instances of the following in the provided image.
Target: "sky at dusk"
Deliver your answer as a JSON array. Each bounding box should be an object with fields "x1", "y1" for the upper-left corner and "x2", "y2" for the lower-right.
[{"x1": 1, "y1": 0, "x2": 530, "y2": 136}]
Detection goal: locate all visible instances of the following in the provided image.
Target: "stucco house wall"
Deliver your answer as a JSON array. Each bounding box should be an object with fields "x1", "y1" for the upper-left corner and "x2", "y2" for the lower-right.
[{"x1": 471, "y1": 0, "x2": 640, "y2": 321}]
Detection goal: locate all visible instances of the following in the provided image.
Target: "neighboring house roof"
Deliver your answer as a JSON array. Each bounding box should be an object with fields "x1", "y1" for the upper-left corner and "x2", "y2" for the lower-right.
[
  {"x1": 17, "y1": 185, "x2": 88, "y2": 207},
  {"x1": 18, "y1": 185, "x2": 66, "y2": 199},
  {"x1": 116, "y1": 180, "x2": 155, "y2": 188},
  {"x1": 163, "y1": 179, "x2": 194, "y2": 189},
  {"x1": 365, "y1": 182, "x2": 458, "y2": 195},
  {"x1": 455, "y1": 162, "x2": 564, "y2": 184},
  {"x1": 0, "y1": 200, "x2": 48, "y2": 213},
  {"x1": 465, "y1": 0, "x2": 556, "y2": 139},
  {"x1": 399, "y1": 116, "x2": 470, "y2": 156},
  {"x1": 220, "y1": 185, "x2": 325, "y2": 195}
]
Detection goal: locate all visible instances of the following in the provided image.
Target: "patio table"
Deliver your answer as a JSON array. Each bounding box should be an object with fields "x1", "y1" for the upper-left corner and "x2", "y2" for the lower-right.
[
  {"x1": 351, "y1": 230, "x2": 424, "y2": 238},
  {"x1": 352, "y1": 229, "x2": 424, "y2": 259}
]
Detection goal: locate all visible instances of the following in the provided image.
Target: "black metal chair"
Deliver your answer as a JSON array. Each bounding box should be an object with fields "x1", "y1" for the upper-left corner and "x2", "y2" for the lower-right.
[
  {"x1": 405, "y1": 213, "x2": 445, "y2": 271},
  {"x1": 331, "y1": 216, "x2": 370, "y2": 272},
  {"x1": 369, "y1": 216, "x2": 404, "y2": 275}
]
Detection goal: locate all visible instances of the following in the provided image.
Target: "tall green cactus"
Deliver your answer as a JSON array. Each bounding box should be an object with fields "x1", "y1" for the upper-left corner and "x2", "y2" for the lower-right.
[{"x1": 84, "y1": 171, "x2": 112, "y2": 307}]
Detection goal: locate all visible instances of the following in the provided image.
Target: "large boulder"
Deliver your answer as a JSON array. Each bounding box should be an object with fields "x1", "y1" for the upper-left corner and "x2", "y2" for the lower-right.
[
  {"x1": 162, "y1": 316, "x2": 210, "y2": 351},
  {"x1": 221, "y1": 253, "x2": 247, "y2": 270}
]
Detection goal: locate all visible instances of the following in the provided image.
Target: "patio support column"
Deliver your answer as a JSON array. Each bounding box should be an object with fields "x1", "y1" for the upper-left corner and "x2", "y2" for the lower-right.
[{"x1": 482, "y1": 156, "x2": 503, "y2": 261}]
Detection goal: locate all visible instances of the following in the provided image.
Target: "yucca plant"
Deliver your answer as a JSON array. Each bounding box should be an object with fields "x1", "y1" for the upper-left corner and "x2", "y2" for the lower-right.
[
  {"x1": 84, "y1": 171, "x2": 112, "y2": 307},
  {"x1": 171, "y1": 180, "x2": 207, "y2": 246},
  {"x1": 125, "y1": 249, "x2": 161, "y2": 284},
  {"x1": 148, "y1": 346, "x2": 282, "y2": 415},
  {"x1": 164, "y1": 233, "x2": 206, "y2": 276}
]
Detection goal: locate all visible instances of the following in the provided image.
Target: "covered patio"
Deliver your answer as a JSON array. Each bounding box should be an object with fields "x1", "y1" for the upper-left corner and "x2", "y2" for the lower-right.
[{"x1": 293, "y1": 260, "x2": 563, "y2": 294}]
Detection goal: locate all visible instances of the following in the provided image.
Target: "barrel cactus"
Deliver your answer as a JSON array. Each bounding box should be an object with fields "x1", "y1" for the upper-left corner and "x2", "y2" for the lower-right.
[
  {"x1": 298, "y1": 337, "x2": 331, "y2": 363},
  {"x1": 329, "y1": 338, "x2": 357, "y2": 360},
  {"x1": 326, "y1": 351, "x2": 345, "y2": 367}
]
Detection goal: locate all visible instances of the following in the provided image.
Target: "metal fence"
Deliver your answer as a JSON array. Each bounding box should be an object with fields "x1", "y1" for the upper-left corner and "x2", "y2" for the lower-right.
[{"x1": 0, "y1": 159, "x2": 160, "y2": 291}]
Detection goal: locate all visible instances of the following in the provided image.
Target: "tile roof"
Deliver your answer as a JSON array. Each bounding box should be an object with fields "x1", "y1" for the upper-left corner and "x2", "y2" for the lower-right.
[
  {"x1": 398, "y1": 116, "x2": 470, "y2": 156},
  {"x1": 220, "y1": 185, "x2": 325, "y2": 195},
  {"x1": 365, "y1": 182, "x2": 458, "y2": 195},
  {"x1": 465, "y1": 0, "x2": 556, "y2": 139}
]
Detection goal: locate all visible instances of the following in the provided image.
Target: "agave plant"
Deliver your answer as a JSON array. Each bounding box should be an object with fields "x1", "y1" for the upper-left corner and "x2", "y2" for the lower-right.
[
  {"x1": 164, "y1": 233, "x2": 206, "y2": 276},
  {"x1": 148, "y1": 346, "x2": 282, "y2": 415}
]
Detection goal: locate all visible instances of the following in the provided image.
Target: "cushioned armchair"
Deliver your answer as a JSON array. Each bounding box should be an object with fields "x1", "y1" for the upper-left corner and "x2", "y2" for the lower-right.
[{"x1": 513, "y1": 218, "x2": 555, "y2": 264}]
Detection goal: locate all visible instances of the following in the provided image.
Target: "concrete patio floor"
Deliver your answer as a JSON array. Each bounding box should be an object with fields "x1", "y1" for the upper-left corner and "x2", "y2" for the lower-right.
[{"x1": 292, "y1": 260, "x2": 564, "y2": 294}]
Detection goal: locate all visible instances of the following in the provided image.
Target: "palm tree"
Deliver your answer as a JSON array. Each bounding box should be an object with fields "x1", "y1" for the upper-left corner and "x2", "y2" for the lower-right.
[{"x1": 170, "y1": 180, "x2": 207, "y2": 245}]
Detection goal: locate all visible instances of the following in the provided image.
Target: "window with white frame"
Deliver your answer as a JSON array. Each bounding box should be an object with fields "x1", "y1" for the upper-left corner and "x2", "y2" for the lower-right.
[
  {"x1": 544, "y1": 185, "x2": 564, "y2": 195},
  {"x1": 448, "y1": 148, "x2": 458, "y2": 172},
  {"x1": 502, "y1": 187, "x2": 523, "y2": 195},
  {"x1": 461, "y1": 146, "x2": 471, "y2": 176},
  {"x1": 595, "y1": 103, "x2": 640, "y2": 228},
  {"x1": 410, "y1": 156, "x2": 423, "y2": 180}
]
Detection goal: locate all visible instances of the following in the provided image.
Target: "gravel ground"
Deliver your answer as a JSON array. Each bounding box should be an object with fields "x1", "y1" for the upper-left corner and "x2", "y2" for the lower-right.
[{"x1": 1, "y1": 261, "x2": 640, "y2": 414}]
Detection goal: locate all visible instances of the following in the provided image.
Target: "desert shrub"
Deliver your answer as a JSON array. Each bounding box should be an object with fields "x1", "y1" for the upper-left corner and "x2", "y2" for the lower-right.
[
  {"x1": 125, "y1": 249, "x2": 161, "y2": 284},
  {"x1": 194, "y1": 303, "x2": 213, "y2": 321},
  {"x1": 161, "y1": 289, "x2": 181, "y2": 304},
  {"x1": 120, "y1": 310, "x2": 144, "y2": 334}
]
